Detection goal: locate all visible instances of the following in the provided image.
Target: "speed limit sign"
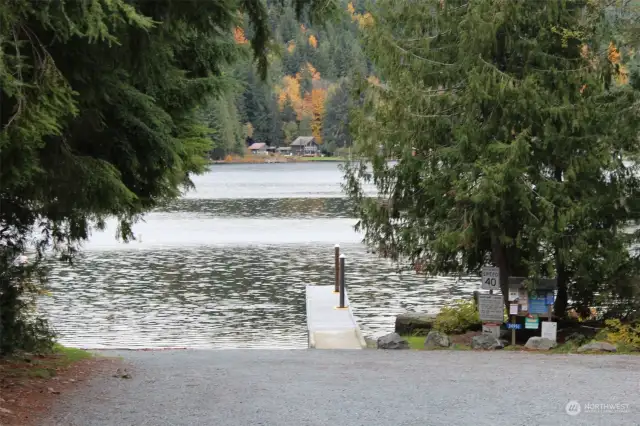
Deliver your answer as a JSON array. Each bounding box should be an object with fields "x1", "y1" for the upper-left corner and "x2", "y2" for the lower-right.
[{"x1": 481, "y1": 266, "x2": 500, "y2": 290}]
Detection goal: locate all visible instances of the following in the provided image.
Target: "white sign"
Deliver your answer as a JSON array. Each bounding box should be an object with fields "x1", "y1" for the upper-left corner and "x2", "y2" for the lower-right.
[
  {"x1": 482, "y1": 324, "x2": 500, "y2": 339},
  {"x1": 541, "y1": 321, "x2": 557, "y2": 342},
  {"x1": 518, "y1": 288, "x2": 528, "y2": 311},
  {"x1": 478, "y1": 294, "x2": 504, "y2": 322},
  {"x1": 509, "y1": 304, "x2": 519, "y2": 315},
  {"x1": 508, "y1": 290, "x2": 519, "y2": 301},
  {"x1": 481, "y1": 266, "x2": 500, "y2": 290}
]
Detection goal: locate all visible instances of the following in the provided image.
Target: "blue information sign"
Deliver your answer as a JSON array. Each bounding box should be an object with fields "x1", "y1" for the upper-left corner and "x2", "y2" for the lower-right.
[
  {"x1": 545, "y1": 291, "x2": 555, "y2": 305},
  {"x1": 528, "y1": 293, "x2": 547, "y2": 314},
  {"x1": 506, "y1": 323, "x2": 522, "y2": 330}
]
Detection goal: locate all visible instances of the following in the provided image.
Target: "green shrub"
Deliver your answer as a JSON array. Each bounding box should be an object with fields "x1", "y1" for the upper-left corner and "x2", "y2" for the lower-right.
[{"x1": 433, "y1": 299, "x2": 482, "y2": 335}]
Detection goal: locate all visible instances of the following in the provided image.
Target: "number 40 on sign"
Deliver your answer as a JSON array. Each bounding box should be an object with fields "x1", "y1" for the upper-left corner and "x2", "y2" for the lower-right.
[{"x1": 481, "y1": 266, "x2": 500, "y2": 290}]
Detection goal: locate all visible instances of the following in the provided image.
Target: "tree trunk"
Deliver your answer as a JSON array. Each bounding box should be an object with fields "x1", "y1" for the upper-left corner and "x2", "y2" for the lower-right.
[
  {"x1": 553, "y1": 166, "x2": 568, "y2": 317},
  {"x1": 491, "y1": 234, "x2": 510, "y2": 309}
]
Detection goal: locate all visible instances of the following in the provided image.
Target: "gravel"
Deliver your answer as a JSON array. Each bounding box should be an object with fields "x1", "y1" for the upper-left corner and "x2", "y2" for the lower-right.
[{"x1": 43, "y1": 350, "x2": 640, "y2": 426}]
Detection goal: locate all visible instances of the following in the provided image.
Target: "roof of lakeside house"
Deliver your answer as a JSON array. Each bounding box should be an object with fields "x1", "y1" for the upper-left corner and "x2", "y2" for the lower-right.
[
  {"x1": 248, "y1": 142, "x2": 267, "y2": 150},
  {"x1": 276, "y1": 146, "x2": 291, "y2": 151},
  {"x1": 291, "y1": 136, "x2": 315, "y2": 146}
]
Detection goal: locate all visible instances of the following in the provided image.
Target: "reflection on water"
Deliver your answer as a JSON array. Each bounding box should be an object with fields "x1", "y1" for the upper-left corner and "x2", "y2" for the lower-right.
[
  {"x1": 159, "y1": 198, "x2": 354, "y2": 219},
  {"x1": 42, "y1": 163, "x2": 477, "y2": 349}
]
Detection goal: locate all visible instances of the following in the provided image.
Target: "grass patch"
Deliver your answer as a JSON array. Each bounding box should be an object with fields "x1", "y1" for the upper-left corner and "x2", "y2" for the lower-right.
[
  {"x1": 450, "y1": 343, "x2": 472, "y2": 350},
  {"x1": 0, "y1": 345, "x2": 93, "y2": 381},
  {"x1": 53, "y1": 344, "x2": 93, "y2": 364},
  {"x1": 300, "y1": 156, "x2": 347, "y2": 162},
  {"x1": 405, "y1": 335, "x2": 424, "y2": 349},
  {"x1": 402, "y1": 336, "x2": 472, "y2": 351}
]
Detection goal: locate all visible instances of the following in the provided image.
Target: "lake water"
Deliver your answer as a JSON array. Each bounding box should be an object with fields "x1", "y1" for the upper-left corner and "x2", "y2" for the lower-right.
[{"x1": 41, "y1": 163, "x2": 477, "y2": 349}]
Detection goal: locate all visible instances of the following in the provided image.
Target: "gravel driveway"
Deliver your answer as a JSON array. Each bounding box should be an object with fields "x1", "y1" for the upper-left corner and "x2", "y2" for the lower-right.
[{"x1": 43, "y1": 350, "x2": 640, "y2": 426}]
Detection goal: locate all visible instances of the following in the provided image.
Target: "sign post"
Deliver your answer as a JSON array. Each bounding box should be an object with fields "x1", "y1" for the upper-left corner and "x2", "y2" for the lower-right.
[{"x1": 509, "y1": 303, "x2": 518, "y2": 345}]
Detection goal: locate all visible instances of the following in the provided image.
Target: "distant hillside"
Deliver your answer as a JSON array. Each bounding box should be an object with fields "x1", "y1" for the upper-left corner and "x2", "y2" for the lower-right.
[{"x1": 203, "y1": 1, "x2": 372, "y2": 159}]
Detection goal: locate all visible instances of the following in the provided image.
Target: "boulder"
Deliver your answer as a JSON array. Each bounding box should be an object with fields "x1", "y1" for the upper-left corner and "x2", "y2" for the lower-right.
[
  {"x1": 424, "y1": 330, "x2": 451, "y2": 349},
  {"x1": 471, "y1": 334, "x2": 504, "y2": 350},
  {"x1": 377, "y1": 333, "x2": 409, "y2": 350},
  {"x1": 577, "y1": 341, "x2": 617, "y2": 353},
  {"x1": 395, "y1": 313, "x2": 437, "y2": 336},
  {"x1": 525, "y1": 337, "x2": 557, "y2": 350}
]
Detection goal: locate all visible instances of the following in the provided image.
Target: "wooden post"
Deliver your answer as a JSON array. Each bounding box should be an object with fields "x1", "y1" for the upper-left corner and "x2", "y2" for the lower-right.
[
  {"x1": 547, "y1": 304, "x2": 553, "y2": 322},
  {"x1": 339, "y1": 255, "x2": 346, "y2": 308},
  {"x1": 511, "y1": 315, "x2": 516, "y2": 346},
  {"x1": 334, "y1": 244, "x2": 340, "y2": 293}
]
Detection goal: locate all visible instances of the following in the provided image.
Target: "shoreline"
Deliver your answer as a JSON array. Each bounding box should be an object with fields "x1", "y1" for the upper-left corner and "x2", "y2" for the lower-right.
[{"x1": 210, "y1": 155, "x2": 349, "y2": 165}]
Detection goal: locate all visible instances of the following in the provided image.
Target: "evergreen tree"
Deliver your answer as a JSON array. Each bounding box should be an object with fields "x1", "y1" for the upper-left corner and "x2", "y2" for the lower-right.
[
  {"x1": 283, "y1": 121, "x2": 300, "y2": 144},
  {"x1": 322, "y1": 78, "x2": 353, "y2": 152},
  {"x1": 0, "y1": 0, "x2": 337, "y2": 355},
  {"x1": 281, "y1": 98, "x2": 298, "y2": 122},
  {"x1": 344, "y1": 0, "x2": 640, "y2": 317},
  {"x1": 299, "y1": 114, "x2": 314, "y2": 136}
]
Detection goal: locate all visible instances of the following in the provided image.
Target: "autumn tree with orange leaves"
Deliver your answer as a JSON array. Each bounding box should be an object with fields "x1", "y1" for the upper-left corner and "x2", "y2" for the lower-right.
[{"x1": 276, "y1": 62, "x2": 327, "y2": 142}]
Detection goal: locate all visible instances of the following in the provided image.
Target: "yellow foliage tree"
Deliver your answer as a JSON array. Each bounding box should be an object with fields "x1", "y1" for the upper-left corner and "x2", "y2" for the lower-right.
[
  {"x1": 309, "y1": 34, "x2": 318, "y2": 48},
  {"x1": 357, "y1": 12, "x2": 374, "y2": 28},
  {"x1": 287, "y1": 41, "x2": 296, "y2": 53},
  {"x1": 277, "y1": 65, "x2": 326, "y2": 130},
  {"x1": 310, "y1": 88, "x2": 327, "y2": 144},
  {"x1": 244, "y1": 122, "x2": 254, "y2": 138},
  {"x1": 297, "y1": 62, "x2": 321, "y2": 81},
  {"x1": 277, "y1": 76, "x2": 303, "y2": 119},
  {"x1": 608, "y1": 41, "x2": 629, "y2": 85},
  {"x1": 367, "y1": 75, "x2": 381, "y2": 86},
  {"x1": 234, "y1": 27, "x2": 248, "y2": 44},
  {"x1": 347, "y1": 2, "x2": 356, "y2": 18}
]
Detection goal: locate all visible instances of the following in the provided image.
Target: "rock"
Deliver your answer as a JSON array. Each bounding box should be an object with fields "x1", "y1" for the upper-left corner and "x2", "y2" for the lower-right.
[
  {"x1": 395, "y1": 313, "x2": 437, "y2": 336},
  {"x1": 424, "y1": 330, "x2": 451, "y2": 349},
  {"x1": 0, "y1": 407, "x2": 13, "y2": 414},
  {"x1": 376, "y1": 333, "x2": 409, "y2": 350},
  {"x1": 113, "y1": 368, "x2": 133, "y2": 379},
  {"x1": 471, "y1": 334, "x2": 504, "y2": 350},
  {"x1": 525, "y1": 337, "x2": 557, "y2": 350},
  {"x1": 577, "y1": 342, "x2": 617, "y2": 353},
  {"x1": 48, "y1": 387, "x2": 60, "y2": 395}
]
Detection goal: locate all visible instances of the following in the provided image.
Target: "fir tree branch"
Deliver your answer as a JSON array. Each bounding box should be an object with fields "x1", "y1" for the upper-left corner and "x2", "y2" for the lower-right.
[{"x1": 388, "y1": 38, "x2": 455, "y2": 67}]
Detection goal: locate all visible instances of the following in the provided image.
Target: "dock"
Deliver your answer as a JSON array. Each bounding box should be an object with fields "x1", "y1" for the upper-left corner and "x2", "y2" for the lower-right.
[{"x1": 305, "y1": 285, "x2": 366, "y2": 349}]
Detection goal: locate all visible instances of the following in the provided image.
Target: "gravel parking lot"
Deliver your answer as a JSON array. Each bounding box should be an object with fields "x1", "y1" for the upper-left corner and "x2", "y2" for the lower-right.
[{"x1": 43, "y1": 349, "x2": 640, "y2": 426}]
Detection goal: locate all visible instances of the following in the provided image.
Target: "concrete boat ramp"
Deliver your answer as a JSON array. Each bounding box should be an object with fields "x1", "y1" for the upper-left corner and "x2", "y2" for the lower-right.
[{"x1": 305, "y1": 285, "x2": 366, "y2": 349}]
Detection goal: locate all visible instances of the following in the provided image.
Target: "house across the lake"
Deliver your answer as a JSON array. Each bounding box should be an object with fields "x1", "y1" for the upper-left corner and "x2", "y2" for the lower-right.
[
  {"x1": 248, "y1": 142, "x2": 268, "y2": 155},
  {"x1": 290, "y1": 136, "x2": 319, "y2": 156},
  {"x1": 276, "y1": 146, "x2": 292, "y2": 155}
]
